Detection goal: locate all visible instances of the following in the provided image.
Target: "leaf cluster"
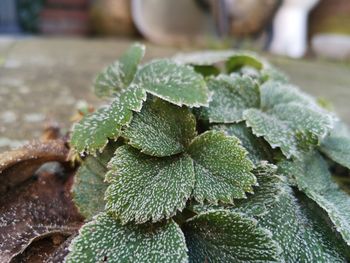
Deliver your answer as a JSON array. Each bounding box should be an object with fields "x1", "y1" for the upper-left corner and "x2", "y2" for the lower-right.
[{"x1": 66, "y1": 44, "x2": 350, "y2": 262}]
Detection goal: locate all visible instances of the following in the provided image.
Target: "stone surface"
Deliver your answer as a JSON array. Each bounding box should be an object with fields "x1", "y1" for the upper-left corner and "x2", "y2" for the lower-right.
[{"x1": 0, "y1": 37, "x2": 349, "y2": 152}]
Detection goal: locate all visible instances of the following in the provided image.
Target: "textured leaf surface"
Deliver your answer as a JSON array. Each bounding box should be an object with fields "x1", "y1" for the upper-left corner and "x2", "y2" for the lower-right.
[
  {"x1": 105, "y1": 146, "x2": 195, "y2": 224},
  {"x1": 187, "y1": 131, "x2": 256, "y2": 204},
  {"x1": 204, "y1": 75, "x2": 260, "y2": 123},
  {"x1": 260, "y1": 81, "x2": 315, "y2": 110},
  {"x1": 244, "y1": 102, "x2": 333, "y2": 158},
  {"x1": 72, "y1": 164, "x2": 107, "y2": 219},
  {"x1": 234, "y1": 165, "x2": 349, "y2": 262},
  {"x1": 183, "y1": 210, "x2": 280, "y2": 263},
  {"x1": 321, "y1": 122, "x2": 350, "y2": 169},
  {"x1": 94, "y1": 43, "x2": 145, "y2": 97},
  {"x1": 243, "y1": 108, "x2": 298, "y2": 158},
  {"x1": 279, "y1": 152, "x2": 350, "y2": 246},
  {"x1": 71, "y1": 141, "x2": 120, "y2": 219},
  {"x1": 70, "y1": 98, "x2": 132, "y2": 154},
  {"x1": 212, "y1": 123, "x2": 272, "y2": 165},
  {"x1": 134, "y1": 59, "x2": 209, "y2": 107},
  {"x1": 66, "y1": 213, "x2": 188, "y2": 263},
  {"x1": 123, "y1": 98, "x2": 197, "y2": 157}
]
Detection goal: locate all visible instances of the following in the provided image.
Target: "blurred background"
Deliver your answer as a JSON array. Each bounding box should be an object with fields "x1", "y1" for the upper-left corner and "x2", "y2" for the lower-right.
[
  {"x1": 1, "y1": 0, "x2": 350, "y2": 59},
  {"x1": 0, "y1": 0, "x2": 350, "y2": 151}
]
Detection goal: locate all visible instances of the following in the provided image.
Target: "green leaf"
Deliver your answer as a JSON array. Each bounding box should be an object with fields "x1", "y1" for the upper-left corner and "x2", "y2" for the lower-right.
[
  {"x1": 119, "y1": 84, "x2": 147, "y2": 112},
  {"x1": 212, "y1": 123, "x2": 272, "y2": 165},
  {"x1": 225, "y1": 54, "x2": 263, "y2": 72},
  {"x1": 72, "y1": 164, "x2": 108, "y2": 219},
  {"x1": 243, "y1": 108, "x2": 298, "y2": 158},
  {"x1": 260, "y1": 80, "x2": 315, "y2": 111},
  {"x1": 203, "y1": 75, "x2": 260, "y2": 123},
  {"x1": 234, "y1": 165, "x2": 349, "y2": 262},
  {"x1": 260, "y1": 67, "x2": 288, "y2": 83},
  {"x1": 187, "y1": 130, "x2": 256, "y2": 204},
  {"x1": 134, "y1": 59, "x2": 209, "y2": 107},
  {"x1": 321, "y1": 121, "x2": 350, "y2": 169},
  {"x1": 279, "y1": 152, "x2": 350, "y2": 246},
  {"x1": 321, "y1": 136, "x2": 350, "y2": 169},
  {"x1": 243, "y1": 102, "x2": 333, "y2": 158},
  {"x1": 105, "y1": 145, "x2": 195, "y2": 224},
  {"x1": 72, "y1": 142, "x2": 121, "y2": 219},
  {"x1": 123, "y1": 98, "x2": 197, "y2": 157},
  {"x1": 66, "y1": 213, "x2": 188, "y2": 263},
  {"x1": 193, "y1": 65, "x2": 220, "y2": 77},
  {"x1": 94, "y1": 43, "x2": 145, "y2": 98},
  {"x1": 70, "y1": 98, "x2": 132, "y2": 154},
  {"x1": 183, "y1": 210, "x2": 281, "y2": 263}
]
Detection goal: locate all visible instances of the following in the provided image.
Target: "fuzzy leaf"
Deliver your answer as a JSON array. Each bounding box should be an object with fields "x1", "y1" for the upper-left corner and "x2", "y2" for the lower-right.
[
  {"x1": 119, "y1": 84, "x2": 147, "y2": 112},
  {"x1": 260, "y1": 81, "x2": 315, "y2": 111},
  {"x1": 320, "y1": 122, "x2": 350, "y2": 169},
  {"x1": 183, "y1": 210, "x2": 280, "y2": 263},
  {"x1": 105, "y1": 146, "x2": 195, "y2": 224},
  {"x1": 279, "y1": 152, "x2": 350, "y2": 246},
  {"x1": 72, "y1": 164, "x2": 107, "y2": 219},
  {"x1": 321, "y1": 136, "x2": 350, "y2": 169},
  {"x1": 134, "y1": 59, "x2": 209, "y2": 107},
  {"x1": 123, "y1": 98, "x2": 197, "y2": 157},
  {"x1": 203, "y1": 75, "x2": 260, "y2": 123},
  {"x1": 244, "y1": 102, "x2": 333, "y2": 158},
  {"x1": 243, "y1": 108, "x2": 298, "y2": 158},
  {"x1": 212, "y1": 123, "x2": 272, "y2": 165},
  {"x1": 72, "y1": 142, "x2": 120, "y2": 219},
  {"x1": 94, "y1": 43, "x2": 145, "y2": 97},
  {"x1": 235, "y1": 165, "x2": 350, "y2": 262},
  {"x1": 66, "y1": 213, "x2": 188, "y2": 263},
  {"x1": 187, "y1": 130, "x2": 256, "y2": 204},
  {"x1": 70, "y1": 98, "x2": 132, "y2": 154}
]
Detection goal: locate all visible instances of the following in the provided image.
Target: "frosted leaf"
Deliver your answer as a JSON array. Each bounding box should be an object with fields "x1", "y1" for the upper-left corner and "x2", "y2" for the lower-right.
[
  {"x1": 183, "y1": 210, "x2": 280, "y2": 263},
  {"x1": 243, "y1": 108, "x2": 298, "y2": 158},
  {"x1": 71, "y1": 142, "x2": 120, "y2": 219},
  {"x1": 234, "y1": 165, "x2": 349, "y2": 262},
  {"x1": 119, "y1": 84, "x2": 147, "y2": 112},
  {"x1": 320, "y1": 122, "x2": 350, "y2": 169},
  {"x1": 212, "y1": 123, "x2": 273, "y2": 165},
  {"x1": 260, "y1": 66, "x2": 288, "y2": 83},
  {"x1": 65, "y1": 213, "x2": 188, "y2": 263},
  {"x1": 321, "y1": 136, "x2": 350, "y2": 169},
  {"x1": 243, "y1": 103, "x2": 333, "y2": 159},
  {"x1": 133, "y1": 59, "x2": 209, "y2": 107},
  {"x1": 123, "y1": 98, "x2": 197, "y2": 157},
  {"x1": 271, "y1": 103, "x2": 333, "y2": 144},
  {"x1": 279, "y1": 152, "x2": 350, "y2": 246},
  {"x1": 70, "y1": 98, "x2": 132, "y2": 154},
  {"x1": 260, "y1": 80, "x2": 316, "y2": 111},
  {"x1": 187, "y1": 130, "x2": 256, "y2": 204},
  {"x1": 203, "y1": 75, "x2": 260, "y2": 123},
  {"x1": 72, "y1": 165, "x2": 107, "y2": 220},
  {"x1": 94, "y1": 43, "x2": 145, "y2": 98},
  {"x1": 105, "y1": 146, "x2": 195, "y2": 224}
]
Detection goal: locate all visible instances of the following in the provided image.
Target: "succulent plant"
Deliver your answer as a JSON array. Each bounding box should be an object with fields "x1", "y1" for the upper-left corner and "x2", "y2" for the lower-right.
[{"x1": 67, "y1": 43, "x2": 350, "y2": 262}]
